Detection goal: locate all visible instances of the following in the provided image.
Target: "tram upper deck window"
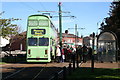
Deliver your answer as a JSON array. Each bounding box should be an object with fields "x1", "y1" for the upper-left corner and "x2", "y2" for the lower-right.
[
  {"x1": 28, "y1": 20, "x2": 38, "y2": 27},
  {"x1": 28, "y1": 38, "x2": 37, "y2": 46},
  {"x1": 39, "y1": 20, "x2": 49, "y2": 27},
  {"x1": 39, "y1": 38, "x2": 49, "y2": 46}
]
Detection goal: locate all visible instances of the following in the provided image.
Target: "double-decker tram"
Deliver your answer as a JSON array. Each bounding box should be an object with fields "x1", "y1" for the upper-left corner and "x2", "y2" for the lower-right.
[{"x1": 26, "y1": 14, "x2": 57, "y2": 62}]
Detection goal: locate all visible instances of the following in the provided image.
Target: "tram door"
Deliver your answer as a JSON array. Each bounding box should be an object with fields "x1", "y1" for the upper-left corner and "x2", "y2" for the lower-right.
[{"x1": 97, "y1": 32, "x2": 117, "y2": 62}]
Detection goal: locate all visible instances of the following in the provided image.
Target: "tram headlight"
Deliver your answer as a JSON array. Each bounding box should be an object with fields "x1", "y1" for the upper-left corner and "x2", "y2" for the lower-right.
[{"x1": 28, "y1": 54, "x2": 31, "y2": 57}]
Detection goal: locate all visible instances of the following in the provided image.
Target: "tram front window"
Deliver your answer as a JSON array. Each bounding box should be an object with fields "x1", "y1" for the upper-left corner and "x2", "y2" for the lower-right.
[
  {"x1": 28, "y1": 38, "x2": 37, "y2": 46},
  {"x1": 39, "y1": 38, "x2": 49, "y2": 46}
]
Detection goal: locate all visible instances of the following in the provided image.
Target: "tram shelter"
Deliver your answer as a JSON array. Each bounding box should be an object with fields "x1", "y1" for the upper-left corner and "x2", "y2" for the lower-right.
[{"x1": 97, "y1": 31, "x2": 118, "y2": 62}]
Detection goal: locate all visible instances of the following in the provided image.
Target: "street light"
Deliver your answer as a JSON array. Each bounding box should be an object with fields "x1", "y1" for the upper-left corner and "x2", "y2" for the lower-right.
[{"x1": 97, "y1": 21, "x2": 101, "y2": 35}]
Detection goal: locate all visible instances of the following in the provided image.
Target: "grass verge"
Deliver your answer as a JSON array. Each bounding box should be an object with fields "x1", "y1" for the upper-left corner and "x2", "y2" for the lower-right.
[{"x1": 67, "y1": 67, "x2": 120, "y2": 80}]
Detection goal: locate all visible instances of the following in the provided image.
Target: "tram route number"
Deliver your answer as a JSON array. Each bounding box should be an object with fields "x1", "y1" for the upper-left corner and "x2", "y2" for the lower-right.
[{"x1": 31, "y1": 29, "x2": 46, "y2": 35}]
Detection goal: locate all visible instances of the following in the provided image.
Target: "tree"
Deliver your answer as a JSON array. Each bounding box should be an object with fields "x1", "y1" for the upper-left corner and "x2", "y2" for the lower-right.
[
  {"x1": 99, "y1": 1, "x2": 120, "y2": 57},
  {"x1": 0, "y1": 18, "x2": 21, "y2": 39},
  {"x1": 0, "y1": 18, "x2": 22, "y2": 53}
]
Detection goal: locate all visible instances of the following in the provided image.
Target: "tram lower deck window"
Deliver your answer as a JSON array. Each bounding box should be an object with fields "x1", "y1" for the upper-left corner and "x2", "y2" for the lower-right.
[
  {"x1": 39, "y1": 38, "x2": 49, "y2": 46},
  {"x1": 28, "y1": 38, "x2": 37, "y2": 46}
]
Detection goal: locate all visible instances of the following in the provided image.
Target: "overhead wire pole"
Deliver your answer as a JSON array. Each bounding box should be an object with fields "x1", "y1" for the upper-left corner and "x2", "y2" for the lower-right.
[
  {"x1": 68, "y1": 24, "x2": 85, "y2": 68},
  {"x1": 58, "y1": 2, "x2": 62, "y2": 48},
  {"x1": 38, "y1": 2, "x2": 75, "y2": 47},
  {"x1": 75, "y1": 24, "x2": 78, "y2": 46},
  {"x1": 68, "y1": 27, "x2": 85, "y2": 41},
  {"x1": 75, "y1": 24, "x2": 79, "y2": 68}
]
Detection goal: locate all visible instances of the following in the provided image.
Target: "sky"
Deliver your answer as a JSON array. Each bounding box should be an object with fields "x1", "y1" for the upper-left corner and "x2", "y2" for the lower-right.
[{"x1": 1, "y1": 1, "x2": 113, "y2": 37}]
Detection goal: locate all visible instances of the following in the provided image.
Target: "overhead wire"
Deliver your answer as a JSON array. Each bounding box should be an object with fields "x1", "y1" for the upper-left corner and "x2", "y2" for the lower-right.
[
  {"x1": 61, "y1": 3, "x2": 77, "y2": 34},
  {"x1": 38, "y1": 2, "x2": 47, "y2": 14},
  {"x1": 19, "y1": 2, "x2": 37, "y2": 12},
  {"x1": 62, "y1": 3, "x2": 87, "y2": 36}
]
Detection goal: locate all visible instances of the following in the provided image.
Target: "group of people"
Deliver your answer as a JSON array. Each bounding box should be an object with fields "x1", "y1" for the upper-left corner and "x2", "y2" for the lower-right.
[
  {"x1": 55, "y1": 45, "x2": 72, "y2": 63},
  {"x1": 55, "y1": 44, "x2": 93, "y2": 63},
  {"x1": 77, "y1": 45, "x2": 93, "y2": 63}
]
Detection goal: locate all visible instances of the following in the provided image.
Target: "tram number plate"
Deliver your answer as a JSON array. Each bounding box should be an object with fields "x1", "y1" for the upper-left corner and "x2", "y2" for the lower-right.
[{"x1": 31, "y1": 29, "x2": 46, "y2": 35}]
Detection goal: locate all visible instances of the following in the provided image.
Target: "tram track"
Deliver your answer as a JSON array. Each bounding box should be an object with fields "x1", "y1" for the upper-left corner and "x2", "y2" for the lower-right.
[
  {"x1": 3, "y1": 67, "x2": 46, "y2": 80},
  {"x1": 31, "y1": 64, "x2": 63, "y2": 80},
  {"x1": 32, "y1": 64, "x2": 47, "y2": 80},
  {"x1": 2, "y1": 63, "x2": 66, "y2": 80},
  {"x1": 2, "y1": 67, "x2": 26, "y2": 80}
]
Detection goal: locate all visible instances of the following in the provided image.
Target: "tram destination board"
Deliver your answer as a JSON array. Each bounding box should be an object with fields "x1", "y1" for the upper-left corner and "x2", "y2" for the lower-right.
[{"x1": 31, "y1": 29, "x2": 46, "y2": 36}]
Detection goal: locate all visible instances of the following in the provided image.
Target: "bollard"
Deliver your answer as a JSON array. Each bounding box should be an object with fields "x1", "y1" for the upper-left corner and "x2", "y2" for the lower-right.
[
  {"x1": 63, "y1": 66, "x2": 66, "y2": 80},
  {"x1": 68, "y1": 63, "x2": 71, "y2": 75}
]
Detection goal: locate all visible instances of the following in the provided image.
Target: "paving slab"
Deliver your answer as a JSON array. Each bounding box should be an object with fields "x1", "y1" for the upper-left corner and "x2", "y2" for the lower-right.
[{"x1": 81, "y1": 62, "x2": 120, "y2": 68}]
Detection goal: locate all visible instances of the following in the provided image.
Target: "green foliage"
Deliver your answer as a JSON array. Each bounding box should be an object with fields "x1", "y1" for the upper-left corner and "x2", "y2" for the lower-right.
[
  {"x1": 67, "y1": 68, "x2": 120, "y2": 79},
  {"x1": 100, "y1": 2, "x2": 120, "y2": 32},
  {"x1": 0, "y1": 18, "x2": 20, "y2": 39},
  {"x1": 100, "y1": 1, "x2": 120, "y2": 50}
]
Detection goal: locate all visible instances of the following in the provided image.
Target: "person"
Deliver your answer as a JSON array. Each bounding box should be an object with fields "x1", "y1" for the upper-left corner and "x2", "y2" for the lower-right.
[
  {"x1": 61, "y1": 48, "x2": 65, "y2": 62},
  {"x1": 56, "y1": 45, "x2": 61, "y2": 63},
  {"x1": 50, "y1": 46, "x2": 53, "y2": 60},
  {"x1": 63, "y1": 45, "x2": 67, "y2": 62},
  {"x1": 98, "y1": 47, "x2": 103, "y2": 61},
  {"x1": 88, "y1": 46, "x2": 92, "y2": 60},
  {"x1": 82, "y1": 44, "x2": 88, "y2": 63},
  {"x1": 67, "y1": 46, "x2": 72, "y2": 62},
  {"x1": 71, "y1": 45, "x2": 76, "y2": 53},
  {"x1": 93, "y1": 50, "x2": 97, "y2": 61},
  {"x1": 76, "y1": 45, "x2": 83, "y2": 62}
]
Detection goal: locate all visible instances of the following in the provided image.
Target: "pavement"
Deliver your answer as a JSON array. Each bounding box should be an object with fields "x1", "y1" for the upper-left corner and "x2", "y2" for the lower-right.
[{"x1": 80, "y1": 61, "x2": 120, "y2": 68}]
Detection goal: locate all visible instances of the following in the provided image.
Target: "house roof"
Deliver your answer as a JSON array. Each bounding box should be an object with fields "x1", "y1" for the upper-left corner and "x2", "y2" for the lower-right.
[{"x1": 58, "y1": 33, "x2": 80, "y2": 38}]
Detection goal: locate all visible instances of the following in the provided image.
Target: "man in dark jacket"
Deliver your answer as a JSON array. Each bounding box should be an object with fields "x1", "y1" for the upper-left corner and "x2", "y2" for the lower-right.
[
  {"x1": 82, "y1": 44, "x2": 88, "y2": 63},
  {"x1": 76, "y1": 45, "x2": 83, "y2": 63}
]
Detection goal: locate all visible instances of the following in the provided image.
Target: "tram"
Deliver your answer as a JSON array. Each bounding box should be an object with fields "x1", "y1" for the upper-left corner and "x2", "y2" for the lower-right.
[{"x1": 26, "y1": 14, "x2": 57, "y2": 62}]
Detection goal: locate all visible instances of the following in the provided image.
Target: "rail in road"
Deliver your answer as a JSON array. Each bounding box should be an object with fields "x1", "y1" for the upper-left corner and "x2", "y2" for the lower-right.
[{"x1": 1, "y1": 62, "x2": 70, "y2": 80}]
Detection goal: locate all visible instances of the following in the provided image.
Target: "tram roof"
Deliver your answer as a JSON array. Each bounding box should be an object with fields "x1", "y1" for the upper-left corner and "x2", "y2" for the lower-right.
[{"x1": 28, "y1": 14, "x2": 50, "y2": 19}]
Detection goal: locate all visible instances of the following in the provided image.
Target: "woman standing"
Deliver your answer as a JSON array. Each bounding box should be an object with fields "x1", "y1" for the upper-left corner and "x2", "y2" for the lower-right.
[{"x1": 56, "y1": 45, "x2": 61, "y2": 63}]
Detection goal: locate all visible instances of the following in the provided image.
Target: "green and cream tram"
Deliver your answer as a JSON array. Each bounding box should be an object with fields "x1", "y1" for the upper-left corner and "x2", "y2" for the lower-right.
[{"x1": 26, "y1": 14, "x2": 57, "y2": 62}]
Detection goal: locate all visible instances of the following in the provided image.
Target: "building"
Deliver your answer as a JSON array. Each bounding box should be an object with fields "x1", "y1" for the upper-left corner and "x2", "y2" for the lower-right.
[
  {"x1": 59, "y1": 33, "x2": 83, "y2": 46},
  {"x1": 0, "y1": 37, "x2": 10, "y2": 47},
  {"x1": 2, "y1": 32, "x2": 26, "y2": 51},
  {"x1": 83, "y1": 36, "x2": 91, "y2": 46}
]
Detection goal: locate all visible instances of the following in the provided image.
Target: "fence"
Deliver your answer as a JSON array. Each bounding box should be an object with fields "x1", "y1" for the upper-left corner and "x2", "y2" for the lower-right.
[{"x1": 1, "y1": 51, "x2": 26, "y2": 62}]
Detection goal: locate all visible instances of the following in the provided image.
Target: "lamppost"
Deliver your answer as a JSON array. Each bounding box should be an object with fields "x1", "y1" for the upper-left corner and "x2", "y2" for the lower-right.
[{"x1": 97, "y1": 21, "x2": 101, "y2": 35}]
